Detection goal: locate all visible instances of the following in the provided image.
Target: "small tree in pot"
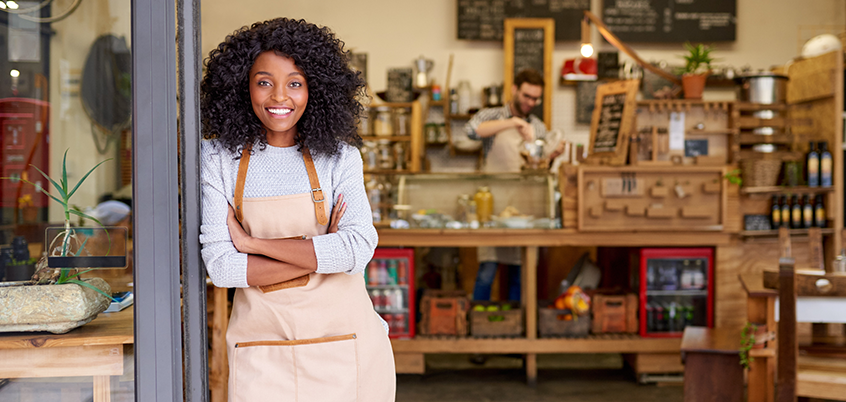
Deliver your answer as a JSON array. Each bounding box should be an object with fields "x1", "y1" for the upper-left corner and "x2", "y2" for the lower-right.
[{"x1": 679, "y1": 42, "x2": 715, "y2": 99}]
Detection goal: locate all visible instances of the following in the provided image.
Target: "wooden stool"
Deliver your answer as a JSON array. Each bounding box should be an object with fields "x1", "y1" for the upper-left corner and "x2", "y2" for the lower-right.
[{"x1": 681, "y1": 326, "x2": 744, "y2": 402}]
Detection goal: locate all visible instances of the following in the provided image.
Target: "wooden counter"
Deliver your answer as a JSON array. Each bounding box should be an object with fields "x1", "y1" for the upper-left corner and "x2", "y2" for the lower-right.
[{"x1": 377, "y1": 228, "x2": 733, "y2": 247}]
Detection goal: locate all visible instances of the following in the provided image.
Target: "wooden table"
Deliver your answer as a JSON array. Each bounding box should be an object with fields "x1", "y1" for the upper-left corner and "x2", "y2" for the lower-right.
[
  {"x1": 681, "y1": 326, "x2": 745, "y2": 402},
  {"x1": 0, "y1": 307, "x2": 134, "y2": 402}
]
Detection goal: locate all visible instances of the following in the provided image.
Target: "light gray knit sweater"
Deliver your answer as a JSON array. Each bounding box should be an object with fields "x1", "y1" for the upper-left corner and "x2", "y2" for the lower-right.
[{"x1": 200, "y1": 139, "x2": 378, "y2": 288}]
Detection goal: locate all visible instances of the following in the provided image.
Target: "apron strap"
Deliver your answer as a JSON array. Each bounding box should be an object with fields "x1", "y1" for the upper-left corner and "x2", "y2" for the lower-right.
[
  {"x1": 302, "y1": 147, "x2": 329, "y2": 226},
  {"x1": 234, "y1": 143, "x2": 252, "y2": 223},
  {"x1": 233, "y1": 144, "x2": 328, "y2": 226}
]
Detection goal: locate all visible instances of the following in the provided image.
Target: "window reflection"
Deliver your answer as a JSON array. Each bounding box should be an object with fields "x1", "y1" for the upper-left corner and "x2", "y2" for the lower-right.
[{"x1": 0, "y1": 1, "x2": 134, "y2": 401}]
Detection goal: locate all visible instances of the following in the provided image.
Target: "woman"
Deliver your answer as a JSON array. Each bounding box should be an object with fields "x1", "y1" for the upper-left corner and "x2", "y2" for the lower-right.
[{"x1": 200, "y1": 18, "x2": 395, "y2": 402}]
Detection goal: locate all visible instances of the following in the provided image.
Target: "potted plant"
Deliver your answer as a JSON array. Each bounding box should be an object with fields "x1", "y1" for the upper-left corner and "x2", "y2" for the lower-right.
[
  {"x1": 679, "y1": 42, "x2": 715, "y2": 100},
  {"x1": 0, "y1": 150, "x2": 116, "y2": 334}
]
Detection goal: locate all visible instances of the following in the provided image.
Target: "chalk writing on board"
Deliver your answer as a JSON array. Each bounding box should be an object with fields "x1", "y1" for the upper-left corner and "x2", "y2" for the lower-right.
[
  {"x1": 593, "y1": 93, "x2": 627, "y2": 152},
  {"x1": 457, "y1": 0, "x2": 588, "y2": 41},
  {"x1": 513, "y1": 28, "x2": 545, "y2": 118},
  {"x1": 602, "y1": 0, "x2": 736, "y2": 43}
]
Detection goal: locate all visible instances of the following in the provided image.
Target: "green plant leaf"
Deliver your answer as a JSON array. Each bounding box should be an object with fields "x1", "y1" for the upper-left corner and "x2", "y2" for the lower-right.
[
  {"x1": 64, "y1": 278, "x2": 115, "y2": 301},
  {"x1": 29, "y1": 164, "x2": 67, "y2": 200},
  {"x1": 73, "y1": 237, "x2": 90, "y2": 256},
  {"x1": 67, "y1": 158, "x2": 113, "y2": 199},
  {"x1": 64, "y1": 267, "x2": 95, "y2": 281},
  {"x1": 68, "y1": 209, "x2": 103, "y2": 227},
  {"x1": 0, "y1": 177, "x2": 67, "y2": 207},
  {"x1": 61, "y1": 149, "x2": 69, "y2": 195}
]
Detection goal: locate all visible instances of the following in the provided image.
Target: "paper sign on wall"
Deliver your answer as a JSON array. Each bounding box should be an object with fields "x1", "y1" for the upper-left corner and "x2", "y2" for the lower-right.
[{"x1": 669, "y1": 112, "x2": 685, "y2": 151}]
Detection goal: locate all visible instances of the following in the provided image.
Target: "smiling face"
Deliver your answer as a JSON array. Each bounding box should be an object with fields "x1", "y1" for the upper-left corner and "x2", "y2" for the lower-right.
[{"x1": 249, "y1": 51, "x2": 308, "y2": 147}]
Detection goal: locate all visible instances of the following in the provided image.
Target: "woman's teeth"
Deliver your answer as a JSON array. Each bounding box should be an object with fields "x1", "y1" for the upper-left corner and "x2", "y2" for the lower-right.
[{"x1": 267, "y1": 108, "x2": 292, "y2": 116}]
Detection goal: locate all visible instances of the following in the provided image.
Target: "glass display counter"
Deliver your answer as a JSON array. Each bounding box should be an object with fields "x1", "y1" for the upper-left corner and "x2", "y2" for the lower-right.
[{"x1": 387, "y1": 172, "x2": 557, "y2": 230}]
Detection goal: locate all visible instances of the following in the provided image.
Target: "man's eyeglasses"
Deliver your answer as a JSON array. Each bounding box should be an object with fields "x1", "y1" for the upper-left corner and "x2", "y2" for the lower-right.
[{"x1": 519, "y1": 92, "x2": 542, "y2": 104}]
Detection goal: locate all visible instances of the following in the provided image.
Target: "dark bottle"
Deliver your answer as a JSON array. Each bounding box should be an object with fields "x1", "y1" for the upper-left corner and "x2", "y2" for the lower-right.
[
  {"x1": 770, "y1": 195, "x2": 781, "y2": 229},
  {"x1": 806, "y1": 141, "x2": 819, "y2": 187},
  {"x1": 791, "y1": 195, "x2": 802, "y2": 229},
  {"x1": 819, "y1": 141, "x2": 833, "y2": 187},
  {"x1": 814, "y1": 195, "x2": 826, "y2": 228},
  {"x1": 780, "y1": 195, "x2": 791, "y2": 228},
  {"x1": 802, "y1": 194, "x2": 814, "y2": 228}
]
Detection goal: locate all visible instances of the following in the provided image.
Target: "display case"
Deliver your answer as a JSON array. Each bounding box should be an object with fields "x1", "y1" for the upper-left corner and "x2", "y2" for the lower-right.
[
  {"x1": 365, "y1": 248, "x2": 415, "y2": 339},
  {"x1": 637, "y1": 247, "x2": 714, "y2": 338},
  {"x1": 393, "y1": 172, "x2": 557, "y2": 229}
]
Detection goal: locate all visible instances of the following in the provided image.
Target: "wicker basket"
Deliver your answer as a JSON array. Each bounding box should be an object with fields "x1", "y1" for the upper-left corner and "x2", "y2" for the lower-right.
[{"x1": 740, "y1": 159, "x2": 782, "y2": 187}]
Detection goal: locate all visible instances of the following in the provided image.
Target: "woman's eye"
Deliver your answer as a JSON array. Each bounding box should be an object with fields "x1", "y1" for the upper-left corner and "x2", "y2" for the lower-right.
[
  {"x1": 257, "y1": 80, "x2": 271, "y2": 87},
  {"x1": 290, "y1": 81, "x2": 302, "y2": 88}
]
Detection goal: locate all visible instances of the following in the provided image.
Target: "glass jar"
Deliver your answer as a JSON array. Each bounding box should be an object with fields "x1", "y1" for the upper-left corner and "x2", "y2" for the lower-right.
[
  {"x1": 394, "y1": 108, "x2": 409, "y2": 136},
  {"x1": 358, "y1": 107, "x2": 371, "y2": 135},
  {"x1": 473, "y1": 186, "x2": 494, "y2": 224},
  {"x1": 361, "y1": 141, "x2": 378, "y2": 170},
  {"x1": 393, "y1": 142, "x2": 406, "y2": 171},
  {"x1": 373, "y1": 106, "x2": 393, "y2": 136},
  {"x1": 377, "y1": 140, "x2": 394, "y2": 170}
]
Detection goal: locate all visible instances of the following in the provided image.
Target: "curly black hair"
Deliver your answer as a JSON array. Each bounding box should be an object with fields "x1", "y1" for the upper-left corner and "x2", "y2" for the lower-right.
[{"x1": 201, "y1": 18, "x2": 365, "y2": 157}]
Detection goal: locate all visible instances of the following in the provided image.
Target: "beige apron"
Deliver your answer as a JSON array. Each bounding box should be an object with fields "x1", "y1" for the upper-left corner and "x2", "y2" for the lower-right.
[
  {"x1": 479, "y1": 127, "x2": 522, "y2": 265},
  {"x1": 226, "y1": 145, "x2": 396, "y2": 402}
]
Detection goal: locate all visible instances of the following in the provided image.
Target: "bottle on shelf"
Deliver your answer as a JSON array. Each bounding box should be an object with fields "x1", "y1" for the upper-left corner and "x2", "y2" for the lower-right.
[
  {"x1": 819, "y1": 141, "x2": 833, "y2": 187},
  {"x1": 814, "y1": 195, "x2": 826, "y2": 228},
  {"x1": 449, "y1": 89, "x2": 459, "y2": 115},
  {"x1": 397, "y1": 260, "x2": 407, "y2": 285},
  {"x1": 770, "y1": 195, "x2": 781, "y2": 228},
  {"x1": 779, "y1": 195, "x2": 790, "y2": 229},
  {"x1": 387, "y1": 259, "x2": 398, "y2": 285},
  {"x1": 802, "y1": 194, "x2": 814, "y2": 229},
  {"x1": 791, "y1": 194, "x2": 802, "y2": 229},
  {"x1": 806, "y1": 141, "x2": 819, "y2": 187},
  {"x1": 367, "y1": 260, "x2": 379, "y2": 286},
  {"x1": 473, "y1": 186, "x2": 494, "y2": 225}
]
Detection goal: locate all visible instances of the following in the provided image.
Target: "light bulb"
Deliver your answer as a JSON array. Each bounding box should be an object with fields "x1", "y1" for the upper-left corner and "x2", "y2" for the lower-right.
[
  {"x1": 0, "y1": 3, "x2": 7, "y2": 10},
  {"x1": 10, "y1": 69, "x2": 20, "y2": 78},
  {"x1": 580, "y1": 43, "x2": 594, "y2": 58},
  {"x1": 6, "y1": 1, "x2": 18, "y2": 9}
]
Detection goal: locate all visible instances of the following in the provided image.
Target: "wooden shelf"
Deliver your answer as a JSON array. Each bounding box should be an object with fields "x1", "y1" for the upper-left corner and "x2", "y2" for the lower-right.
[
  {"x1": 428, "y1": 99, "x2": 447, "y2": 106},
  {"x1": 424, "y1": 141, "x2": 449, "y2": 147},
  {"x1": 364, "y1": 169, "x2": 413, "y2": 175},
  {"x1": 737, "y1": 134, "x2": 793, "y2": 144},
  {"x1": 360, "y1": 135, "x2": 412, "y2": 142},
  {"x1": 736, "y1": 150, "x2": 804, "y2": 160},
  {"x1": 740, "y1": 228, "x2": 834, "y2": 238},
  {"x1": 740, "y1": 186, "x2": 835, "y2": 195},
  {"x1": 448, "y1": 113, "x2": 475, "y2": 120},
  {"x1": 376, "y1": 102, "x2": 414, "y2": 108},
  {"x1": 687, "y1": 129, "x2": 737, "y2": 135},
  {"x1": 392, "y1": 334, "x2": 681, "y2": 354},
  {"x1": 636, "y1": 100, "x2": 732, "y2": 111},
  {"x1": 734, "y1": 102, "x2": 789, "y2": 111}
]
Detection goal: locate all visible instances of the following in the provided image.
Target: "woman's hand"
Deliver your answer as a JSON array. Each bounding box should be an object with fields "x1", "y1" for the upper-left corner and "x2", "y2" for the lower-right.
[
  {"x1": 227, "y1": 206, "x2": 253, "y2": 253},
  {"x1": 328, "y1": 194, "x2": 347, "y2": 234}
]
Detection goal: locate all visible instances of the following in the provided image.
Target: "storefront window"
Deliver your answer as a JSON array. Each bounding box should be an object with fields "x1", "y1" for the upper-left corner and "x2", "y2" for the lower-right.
[{"x1": 0, "y1": 1, "x2": 134, "y2": 401}]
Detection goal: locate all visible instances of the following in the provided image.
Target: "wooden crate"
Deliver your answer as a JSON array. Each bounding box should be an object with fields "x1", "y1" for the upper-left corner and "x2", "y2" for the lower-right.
[
  {"x1": 419, "y1": 290, "x2": 469, "y2": 336},
  {"x1": 469, "y1": 301, "x2": 523, "y2": 337},
  {"x1": 538, "y1": 307, "x2": 591, "y2": 338},
  {"x1": 591, "y1": 293, "x2": 638, "y2": 334}
]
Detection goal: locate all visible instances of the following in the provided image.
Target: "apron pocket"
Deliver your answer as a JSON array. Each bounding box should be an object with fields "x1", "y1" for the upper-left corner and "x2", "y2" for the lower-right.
[
  {"x1": 259, "y1": 273, "x2": 310, "y2": 293},
  {"x1": 233, "y1": 334, "x2": 358, "y2": 402}
]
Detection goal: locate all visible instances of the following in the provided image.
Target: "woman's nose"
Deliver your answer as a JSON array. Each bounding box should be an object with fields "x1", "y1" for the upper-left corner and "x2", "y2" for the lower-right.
[{"x1": 271, "y1": 87, "x2": 288, "y2": 102}]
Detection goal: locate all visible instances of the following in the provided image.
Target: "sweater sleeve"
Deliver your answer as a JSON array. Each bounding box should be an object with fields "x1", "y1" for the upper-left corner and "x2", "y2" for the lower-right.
[
  {"x1": 311, "y1": 145, "x2": 379, "y2": 275},
  {"x1": 199, "y1": 141, "x2": 250, "y2": 288}
]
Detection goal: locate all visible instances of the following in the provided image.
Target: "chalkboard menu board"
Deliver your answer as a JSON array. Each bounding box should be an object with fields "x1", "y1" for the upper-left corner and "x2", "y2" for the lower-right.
[
  {"x1": 587, "y1": 80, "x2": 639, "y2": 165},
  {"x1": 504, "y1": 19, "x2": 554, "y2": 127},
  {"x1": 457, "y1": 0, "x2": 589, "y2": 41},
  {"x1": 385, "y1": 68, "x2": 413, "y2": 102},
  {"x1": 602, "y1": 0, "x2": 736, "y2": 43},
  {"x1": 593, "y1": 93, "x2": 627, "y2": 152}
]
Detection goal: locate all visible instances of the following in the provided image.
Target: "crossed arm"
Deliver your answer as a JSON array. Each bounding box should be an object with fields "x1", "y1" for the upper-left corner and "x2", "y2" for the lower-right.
[{"x1": 226, "y1": 194, "x2": 347, "y2": 286}]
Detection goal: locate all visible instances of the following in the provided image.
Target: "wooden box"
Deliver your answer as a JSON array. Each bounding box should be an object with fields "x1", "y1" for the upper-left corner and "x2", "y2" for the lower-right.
[
  {"x1": 469, "y1": 301, "x2": 523, "y2": 337},
  {"x1": 591, "y1": 293, "x2": 638, "y2": 334},
  {"x1": 538, "y1": 307, "x2": 591, "y2": 338},
  {"x1": 419, "y1": 290, "x2": 469, "y2": 336}
]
